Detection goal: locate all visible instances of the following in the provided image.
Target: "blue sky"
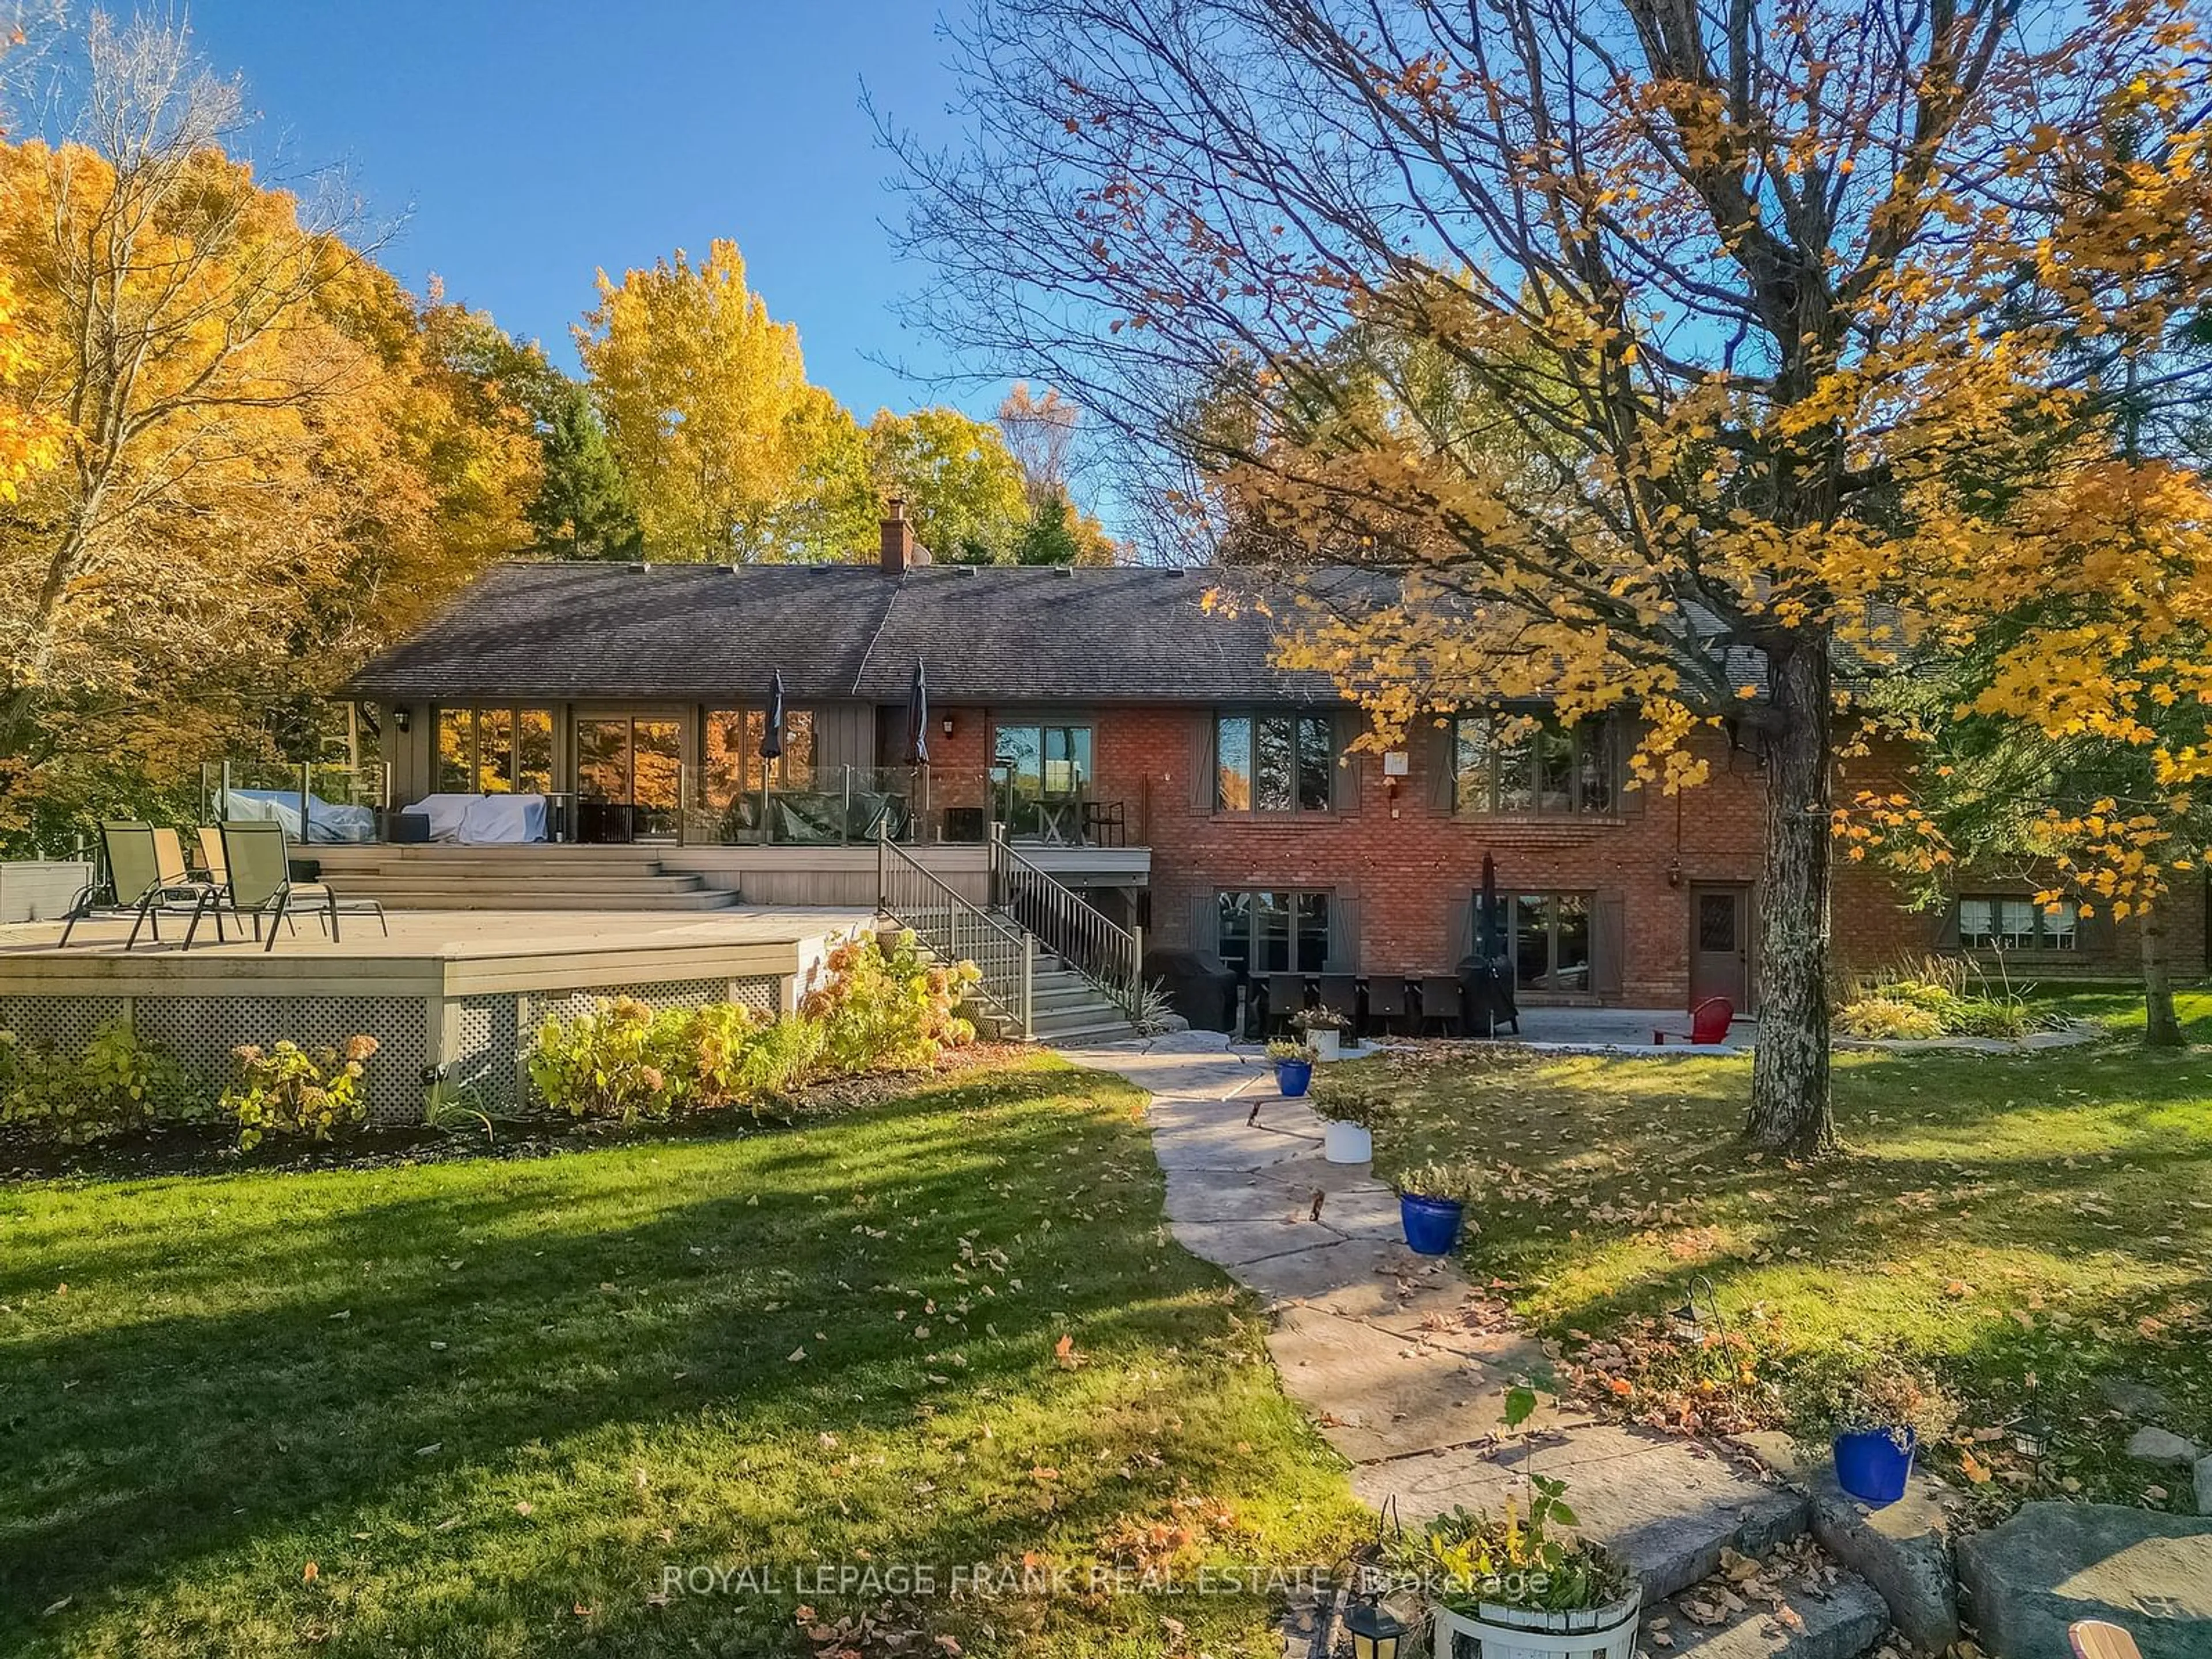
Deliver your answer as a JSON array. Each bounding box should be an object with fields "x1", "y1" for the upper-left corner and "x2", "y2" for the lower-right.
[{"x1": 188, "y1": 0, "x2": 983, "y2": 418}]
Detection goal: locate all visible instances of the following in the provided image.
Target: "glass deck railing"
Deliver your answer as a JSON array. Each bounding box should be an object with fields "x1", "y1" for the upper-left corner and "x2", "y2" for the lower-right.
[{"x1": 199, "y1": 760, "x2": 391, "y2": 844}]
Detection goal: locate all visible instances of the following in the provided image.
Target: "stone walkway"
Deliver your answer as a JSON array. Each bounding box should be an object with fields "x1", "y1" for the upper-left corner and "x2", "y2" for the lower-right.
[{"x1": 1058, "y1": 1030, "x2": 1816, "y2": 1610}]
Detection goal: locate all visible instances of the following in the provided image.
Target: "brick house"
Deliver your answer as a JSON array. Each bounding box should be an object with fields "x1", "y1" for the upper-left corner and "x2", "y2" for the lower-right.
[{"x1": 343, "y1": 510, "x2": 2192, "y2": 1009}]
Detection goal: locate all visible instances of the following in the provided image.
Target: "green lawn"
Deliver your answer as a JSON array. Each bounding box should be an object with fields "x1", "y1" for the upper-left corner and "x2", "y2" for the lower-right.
[
  {"x1": 1324, "y1": 1039, "x2": 2212, "y2": 1508},
  {"x1": 2031, "y1": 983, "x2": 2212, "y2": 1043},
  {"x1": 0, "y1": 1055, "x2": 1361, "y2": 1657}
]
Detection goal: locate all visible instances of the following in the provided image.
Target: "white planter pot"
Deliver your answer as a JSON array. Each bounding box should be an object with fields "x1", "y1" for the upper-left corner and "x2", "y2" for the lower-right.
[
  {"x1": 1305, "y1": 1027, "x2": 1342, "y2": 1058},
  {"x1": 1321, "y1": 1119, "x2": 1372, "y2": 1164},
  {"x1": 1430, "y1": 1589, "x2": 1642, "y2": 1659}
]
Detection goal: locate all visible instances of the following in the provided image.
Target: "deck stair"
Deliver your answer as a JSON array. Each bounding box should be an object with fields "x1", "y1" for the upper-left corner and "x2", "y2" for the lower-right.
[
  {"x1": 876, "y1": 831, "x2": 1141, "y2": 1043},
  {"x1": 310, "y1": 846, "x2": 738, "y2": 912}
]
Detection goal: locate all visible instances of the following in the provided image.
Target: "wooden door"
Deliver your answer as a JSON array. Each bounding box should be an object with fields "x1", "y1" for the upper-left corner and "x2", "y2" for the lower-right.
[{"x1": 1688, "y1": 885, "x2": 1751, "y2": 1010}]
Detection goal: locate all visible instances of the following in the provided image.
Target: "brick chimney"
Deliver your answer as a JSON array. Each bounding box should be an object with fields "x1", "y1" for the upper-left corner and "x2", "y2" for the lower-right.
[{"x1": 880, "y1": 497, "x2": 930, "y2": 575}]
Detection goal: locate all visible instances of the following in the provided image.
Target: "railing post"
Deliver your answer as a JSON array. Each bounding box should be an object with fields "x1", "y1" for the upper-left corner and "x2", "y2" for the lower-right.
[
  {"x1": 1020, "y1": 935, "x2": 1035, "y2": 1041},
  {"x1": 876, "y1": 820, "x2": 889, "y2": 912},
  {"x1": 1131, "y1": 924, "x2": 1145, "y2": 982}
]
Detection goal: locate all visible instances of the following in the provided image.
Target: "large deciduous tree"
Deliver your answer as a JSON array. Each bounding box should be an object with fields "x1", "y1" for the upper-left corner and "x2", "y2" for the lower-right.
[
  {"x1": 0, "y1": 14, "x2": 538, "y2": 842},
  {"x1": 577, "y1": 238, "x2": 872, "y2": 562},
  {"x1": 866, "y1": 404, "x2": 1031, "y2": 562},
  {"x1": 891, "y1": 0, "x2": 2212, "y2": 1153}
]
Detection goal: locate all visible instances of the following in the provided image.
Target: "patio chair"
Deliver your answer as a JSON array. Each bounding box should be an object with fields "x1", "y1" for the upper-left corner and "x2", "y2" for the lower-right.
[
  {"x1": 2070, "y1": 1622, "x2": 2144, "y2": 1659},
  {"x1": 1654, "y1": 997, "x2": 1734, "y2": 1046},
  {"x1": 1416, "y1": 975, "x2": 1465, "y2": 1037},
  {"x1": 219, "y1": 821, "x2": 387, "y2": 950},
  {"x1": 56, "y1": 821, "x2": 221, "y2": 950},
  {"x1": 152, "y1": 826, "x2": 226, "y2": 945},
  {"x1": 1315, "y1": 973, "x2": 1359, "y2": 1029},
  {"x1": 1364, "y1": 974, "x2": 1410, "y2": 1038},
  {"x1": 1264, "y1": 973, "x2": 1312, "y2": 1033}
]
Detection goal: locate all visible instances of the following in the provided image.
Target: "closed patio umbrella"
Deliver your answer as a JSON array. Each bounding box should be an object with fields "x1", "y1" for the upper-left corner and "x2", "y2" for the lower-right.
[
  {"x1": 907, "y1": 656, "x2": 929, "y2": 766},
  {"x1": 760, "y1": 670, "x2": 786, "y2": 762},
  {"x1": 1476, "y1": 852, "x2": 1504, "y2": 957}
]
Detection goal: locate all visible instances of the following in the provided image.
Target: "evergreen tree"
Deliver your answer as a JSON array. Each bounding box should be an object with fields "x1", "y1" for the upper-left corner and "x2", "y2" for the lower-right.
[{"x1": 529, "y1": 385, "x2": 640, "y2": 559}]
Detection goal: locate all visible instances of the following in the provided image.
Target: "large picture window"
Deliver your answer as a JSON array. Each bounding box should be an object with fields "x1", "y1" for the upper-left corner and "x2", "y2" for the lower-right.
[
  {"x1": 437, "y1": 707, "x2": 553, "y2": 794},
  {"x1": 702, "y1": 707, "x2": 817, "y2": 805},
  {"x1": 1958, "y1": 895, "x2": 2077, "y2": 952},
  {"x1": 1216, "y1": 889, "x2": 1331, "y2": 980},
  {"x1": 1452, "y1": 714, "x2": 1615, "y2": 816},
  {"x1": 1509, "y1": 892, "x2": 1593, "y2": 991},
  {"x1": 1216, "y1": 712, "x2": 1336, "y2": 814}
]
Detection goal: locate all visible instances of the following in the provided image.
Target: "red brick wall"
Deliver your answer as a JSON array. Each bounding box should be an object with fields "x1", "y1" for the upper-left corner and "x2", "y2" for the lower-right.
[{"x1": 931, "y1": 704, "x2": 2200, "y2": 1003}]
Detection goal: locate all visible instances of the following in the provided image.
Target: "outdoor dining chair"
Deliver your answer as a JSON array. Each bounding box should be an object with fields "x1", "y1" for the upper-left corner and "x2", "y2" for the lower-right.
[
  {"x1": 1315, "y1": 974, "x2": 1360, "y2": 1027},
  {"x1": 56, "y1": 821, "x2": 221, "y2": 950},
  {"x1": 1264, "y1": 973, "x2": 1312, "y2": 1033},
  {"x1": 1363, "y1": 974, "x2": 1410, "y2": 1037},
  {"x1": 1417, "y1": 975, "x2": 1465, "y2": 1037}
]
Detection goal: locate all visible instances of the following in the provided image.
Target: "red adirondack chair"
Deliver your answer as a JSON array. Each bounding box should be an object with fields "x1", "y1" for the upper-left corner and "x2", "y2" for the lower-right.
[{"x1": 1654, "y1": 997, "x2": 1734, "y2": 1046}]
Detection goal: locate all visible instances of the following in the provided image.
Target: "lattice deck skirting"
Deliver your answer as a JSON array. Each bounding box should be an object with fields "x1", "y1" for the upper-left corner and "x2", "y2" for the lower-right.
[{"x1": 1, "y1": 974, "x2": 785, "y2": 1127}]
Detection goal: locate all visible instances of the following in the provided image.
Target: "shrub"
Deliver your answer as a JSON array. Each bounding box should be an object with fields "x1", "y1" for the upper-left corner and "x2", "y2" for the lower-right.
[
  {"x1": 801, "y1": 930, "x2": 979, "y2": 1075},
  {"x1": 1799, "y1": 1351, "x2": 1959, "y2": 1452},
  {"x1": 1834, "y1": 996, "x2": 1945, "y2": 1040},
  {"x1": 525, "y1": 997, "x2": 680, "y2": 1124},
  {"x1": 225, "y1": 1037, "x2": 377, "y2": 1149},
  {"x1": 726, "y1": 1013, "x2": 826, "y2": 1101},
  {"x1": 1389, "y1": 1160, "x2": 1484, "y2": 1203},
  {"x1": 0, "y1": 1021, "x2": 204, "y2": 1143}
]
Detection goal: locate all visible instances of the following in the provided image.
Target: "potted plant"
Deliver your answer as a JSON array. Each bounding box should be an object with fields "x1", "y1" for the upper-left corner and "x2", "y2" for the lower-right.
[
  {"x1": 1391, "y1": 1161, "x2": 1478, "y2": 1255},
  {"x1": 1313, "y1": 1088, "x2": 1377, "y2": 1165},
  {"x1": 1293, "y1": 1005, "x2": 1351, "y2": 1058},
  {"x1": 1806, "y1": 1354, "x2": 1957, "y2": 1506},
  {"x1": 1381, "y1": 1389, "x2": 1641, "y2": 1657},
  {"x1": 1267, "y1": 1039, "x2": 1318, "y2": 1096}
]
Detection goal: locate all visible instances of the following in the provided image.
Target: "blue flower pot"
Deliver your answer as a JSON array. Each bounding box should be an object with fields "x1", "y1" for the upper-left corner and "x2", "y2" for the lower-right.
[
  {"x1": 1833, "y1": 1427, "x2": 1916, "y2": 1505},
  {"x1": 1399, "y1": 1193, "x2": 1465, "y2": 1256},
  {"x1": 1275, "y1": 1059, "x2": 1313, "y2": 1097}
]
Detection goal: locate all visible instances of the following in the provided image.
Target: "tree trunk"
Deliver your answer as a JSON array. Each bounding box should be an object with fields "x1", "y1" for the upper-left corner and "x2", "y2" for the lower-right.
[
  {"x1": 1745, "y1": 640, "x2": 1838, "y2": 1156},
  {"x1": 2139, "y1": 903, "x2": 2186, "y2": 1048}
]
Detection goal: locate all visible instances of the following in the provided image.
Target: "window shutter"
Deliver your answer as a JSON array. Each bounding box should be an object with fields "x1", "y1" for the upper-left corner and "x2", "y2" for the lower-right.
[
  {"x1": 1332, "y1": 710, "x2": 1365, "y2": 816},
  {"x1": 1188, "y1": 892, "x2": 1220, "y2": 954},
  {"x1": 1426, "y1": 719, "x2": 1458, "y2": 814},
  {"x1": 1445, "y1": 891, "x2": 1475, "y2": 968},
  {"x1": 2077, "y1": 902, "x2": 2118, "y2": 957},
  {"x1": 1594, "y1": 892, "x2": 1627, "y2": 999},
  {"x1": 1932, "y1": 895, "x2": 1961, "y2": 949},
  {"x1": 1325, "y1": 894, "x2": 1362, "y2": 972},
  {"x1": 1188, "y1": 714, "x2": 1217, "y2": 813}
]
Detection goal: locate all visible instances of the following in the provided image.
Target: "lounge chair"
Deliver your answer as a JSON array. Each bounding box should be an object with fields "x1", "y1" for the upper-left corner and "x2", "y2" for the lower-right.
[
  {"x1": 56, "y1": 821, "x2": 221, "y2": 950},
  {"x1": 218, "y1": 820, "x2": 387, "y2": 951},
  {"x1": 152, "y1": 826, "x2": 228, "y2": 945},
  {"x1": 1654, "y1": 997, "x2": 1735, "y2": 1046}
]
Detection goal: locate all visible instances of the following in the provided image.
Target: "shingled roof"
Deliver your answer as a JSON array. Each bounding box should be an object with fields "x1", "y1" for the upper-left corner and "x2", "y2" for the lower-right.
[{"x1": 342, "y1": 560, "x2": 1346, "y2": 704}]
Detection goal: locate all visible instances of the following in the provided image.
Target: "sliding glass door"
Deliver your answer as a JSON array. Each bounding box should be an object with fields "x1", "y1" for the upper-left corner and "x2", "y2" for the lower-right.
[{"x1": 574, "y1": 711, "x2": 685, "y2": 842}]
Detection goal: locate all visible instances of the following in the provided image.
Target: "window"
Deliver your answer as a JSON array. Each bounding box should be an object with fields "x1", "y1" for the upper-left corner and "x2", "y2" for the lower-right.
[
  {"x1": 1958, "y1": 895, "x2": 2078, "y2": 952},
  {"x1": 437, "y1": 707, "x2": 554, "y2": 794},
  {"x1": 1508, "y1": 892, "x2": 1593, "y2": 991},
  {"x1": 702, "y1": 707, "x2": 816, "y2": 801},
  {"x1": 994, "y1": 724, "x2": 1093, "y2": 798},
  {"x1": 1216, "y1": 889, "x2": 1331, "y2": 981},
  {"x1": 1215, "y1": 712, "x2": 1337, "y2": 814},
  {"x1": 1452, "y1": 714, "x2": 1615, "y2": 816}
]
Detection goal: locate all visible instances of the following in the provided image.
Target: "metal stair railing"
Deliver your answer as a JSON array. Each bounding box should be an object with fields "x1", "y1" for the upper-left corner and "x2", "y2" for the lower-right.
[
  {"x1": 877, "y1": 828, "x2": 1033, "y2": 1039},
  {"x1": 988, "y1": 829, "x2": 1143, "y2": 998}
]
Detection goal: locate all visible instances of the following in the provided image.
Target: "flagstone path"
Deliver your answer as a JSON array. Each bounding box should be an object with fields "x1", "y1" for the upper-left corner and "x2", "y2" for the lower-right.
[{"x1": 1057, "y1": 1031, "x2": 1821, "y2": 1611}]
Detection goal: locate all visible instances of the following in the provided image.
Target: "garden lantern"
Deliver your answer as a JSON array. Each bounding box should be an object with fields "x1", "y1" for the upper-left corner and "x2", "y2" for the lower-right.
[
  {"x1": 1668, "y1": 1275, "x2": 1724, "y2": 1342},
  {"x1": 1345, "y1": 1597, "x2": 1405, "y2": 1659},
  {"x1": 2008, "y1": 1412, "x2": 2052, "y2": 1464}
]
